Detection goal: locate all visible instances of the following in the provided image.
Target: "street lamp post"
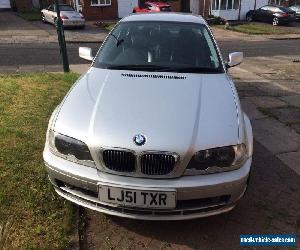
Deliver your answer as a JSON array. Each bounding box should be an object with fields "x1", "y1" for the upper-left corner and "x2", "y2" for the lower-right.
[{"x1": 55, "y1": 0, "x2": 70, "y2": 73}]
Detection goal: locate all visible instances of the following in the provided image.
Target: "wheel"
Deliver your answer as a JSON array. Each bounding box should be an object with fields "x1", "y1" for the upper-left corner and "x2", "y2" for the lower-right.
[
  {"x1": 41, "y1": 13, "x2": 46, "y2": 23},
  {"x1": 246, "y1": 14, "x2": 252, "y2": 22},
  {"x1": 272, "y1": 17, "x2": 279, "y2": 26}
]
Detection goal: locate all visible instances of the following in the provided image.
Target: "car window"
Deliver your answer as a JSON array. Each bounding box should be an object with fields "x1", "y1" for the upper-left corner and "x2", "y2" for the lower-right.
[
  {"x1": 59, "y1": 5, "x2": 74, "y2": 11},
  {"x1": 145, "y1": 4, "x2": 151, "y2": 10},
  {"x1": 48, "y1": 5, "x2": 54, "y2": 11},
  {"x1": 260, "y1": 6, "x2": 270, "y2": 11},
  {"x1": 93, "y1": 21, "x2": 223, "y2": 73},
  {"x1": 160, "y1": 6, "x2": 171, "y2": 12}
]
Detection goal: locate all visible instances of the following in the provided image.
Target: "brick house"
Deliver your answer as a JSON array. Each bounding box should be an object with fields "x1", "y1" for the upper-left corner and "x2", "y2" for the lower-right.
[{"x1": 67, "y1": 0, "x2": 181, "y2": 20}]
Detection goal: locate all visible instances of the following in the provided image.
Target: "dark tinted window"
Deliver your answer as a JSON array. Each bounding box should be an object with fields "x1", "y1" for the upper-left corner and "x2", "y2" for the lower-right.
[{"x1": 160, "y1": 6, "x2": 171, "y2": 11}]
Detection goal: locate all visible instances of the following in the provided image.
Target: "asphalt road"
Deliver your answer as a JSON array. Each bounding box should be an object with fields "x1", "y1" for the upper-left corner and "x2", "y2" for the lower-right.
[{"x1": 0, "y1": 39, "x2": 300, "y2": 66}]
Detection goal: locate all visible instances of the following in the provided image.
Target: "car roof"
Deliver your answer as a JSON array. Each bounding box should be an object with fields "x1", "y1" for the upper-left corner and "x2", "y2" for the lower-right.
[{"x1": 121, "y1": 13, "x2": 206, "y2": 24}]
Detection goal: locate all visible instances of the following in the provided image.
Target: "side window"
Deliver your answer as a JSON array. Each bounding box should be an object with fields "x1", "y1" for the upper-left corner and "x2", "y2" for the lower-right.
[
  {"x1": 260, "y1": 6, "x2": 269, "y2": 11},
  {"x1": 48, "y1": 5, "x2": 54, "y2": 11}
]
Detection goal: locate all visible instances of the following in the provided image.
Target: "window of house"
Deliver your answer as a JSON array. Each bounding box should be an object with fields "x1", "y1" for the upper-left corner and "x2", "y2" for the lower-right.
[
  {"x1": 211, "y1": 0, "x2": 239, "y2": 10},
  {"x1": 233, "y1": 0, "x2": 239, "y2": 10},
  {"x1": 220, "y1": 0, "x2": 226, "y2": 10},
  {"x1": 91, "y1": 0, "x2": 111, "y2": 6},
  {"x1": 269, "y1": 0, "x2": 282, "y2": 5},
  {"x1": 227, "y1": 0, "x2": 232, "y2": 9}
]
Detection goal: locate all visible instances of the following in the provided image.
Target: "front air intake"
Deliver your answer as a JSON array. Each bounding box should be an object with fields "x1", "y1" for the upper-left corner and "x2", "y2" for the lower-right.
[
  {"x1": 102, "y1": 150, "x2": 135, "y2": 172},
  {"x1": 140, "y1": 153, "x2": 176, "y2": 175}
]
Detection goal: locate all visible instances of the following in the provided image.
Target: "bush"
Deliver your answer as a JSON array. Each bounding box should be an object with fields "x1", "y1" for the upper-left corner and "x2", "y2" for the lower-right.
[{"x1": 206, "y1": 16, "x2": 226, "y2": 25}]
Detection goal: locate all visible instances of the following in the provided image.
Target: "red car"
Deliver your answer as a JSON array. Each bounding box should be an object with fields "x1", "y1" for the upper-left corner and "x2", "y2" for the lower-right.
[{"x1": 133, "y1": 1, "x2": 172, "y2": 13}]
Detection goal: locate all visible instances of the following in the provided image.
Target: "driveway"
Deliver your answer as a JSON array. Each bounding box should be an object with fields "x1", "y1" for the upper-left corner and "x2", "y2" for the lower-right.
[
  {"x1": 32, "y1": 20, "x2": 107, "y2": 42},
  {"x1": 80, "y1": 55, "x2": 300, "y2": 250},
  {"x1": 0, "y1": 11, "x2": 49, "y2": 42},
  {"x1": 0, "y1": 11, "x2": 107, "y2": 43},
  {"x1": 82, "y1": 141, "x2": 299, "y2": 249}
]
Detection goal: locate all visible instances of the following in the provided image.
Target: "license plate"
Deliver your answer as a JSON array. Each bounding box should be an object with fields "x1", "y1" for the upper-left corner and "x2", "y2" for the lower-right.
[{"x1": 98, "y1": 185, "x2": 176, "y2": 209}]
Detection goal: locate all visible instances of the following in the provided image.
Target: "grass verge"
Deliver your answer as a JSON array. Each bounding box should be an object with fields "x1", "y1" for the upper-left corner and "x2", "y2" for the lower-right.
[
  {"x1": 226, "y1": 23, "x2": 293, "y2": 35},
  {"x1": 18, "y1": 12, "x2": 41, "y2": 21},
  {"x1": 0, "y1": 73, "x2": 79, "y2": 249}
]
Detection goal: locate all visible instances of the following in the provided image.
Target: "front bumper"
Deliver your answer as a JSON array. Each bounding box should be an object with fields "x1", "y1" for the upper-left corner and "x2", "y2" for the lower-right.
[
  {"x1": 62, "y1": 19, "x2": 85, "y2": 27},
  {"x1": 43, "y1": 147, "x2": 251, "y2": 220}
]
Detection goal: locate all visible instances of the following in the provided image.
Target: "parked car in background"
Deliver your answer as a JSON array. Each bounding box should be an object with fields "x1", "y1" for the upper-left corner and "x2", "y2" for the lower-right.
[
  {"x1": 43, "y1": 13, "x2": 253, "y2": 220},
  {"x1": 289, "y1": 5, "x2": 300, "y2": 20},
  {"x1": 41, "y1": 4, "x2": 85, "y2": 28},
  {"x1": 133, "y1": 1, "x2": 171, "y2": 13},
  {"x1": 246, "y1": 5, "x2": 296, "y2": 26}
]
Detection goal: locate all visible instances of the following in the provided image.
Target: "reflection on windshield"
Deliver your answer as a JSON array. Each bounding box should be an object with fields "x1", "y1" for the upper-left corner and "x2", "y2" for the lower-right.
[{"x1": 94, "y1": 21, "x2": 223, "y2": 74}]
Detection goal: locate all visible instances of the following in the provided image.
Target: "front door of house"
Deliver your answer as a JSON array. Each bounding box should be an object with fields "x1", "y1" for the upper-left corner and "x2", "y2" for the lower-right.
[
  {"x1": 0, "y1": 0, "x2": 11, "y2": 9},
  {"x1": 181, "y1": 0, "x2": 190, "y2": 12},
  {"x1": 118, "y1": 0, "x2": 139, "y2": 18}
]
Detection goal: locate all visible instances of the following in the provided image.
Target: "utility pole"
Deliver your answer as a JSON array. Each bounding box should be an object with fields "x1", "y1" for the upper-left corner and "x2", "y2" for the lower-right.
[{"x1": 55, "y1": 0, "x2": 70, "y2": 72}]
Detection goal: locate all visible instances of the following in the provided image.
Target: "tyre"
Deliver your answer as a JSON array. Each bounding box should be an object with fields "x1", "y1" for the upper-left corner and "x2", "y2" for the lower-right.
[
  {"x1": 272, "y1": 17, "x2": 279, "y2": 26},
  {"x1": 246, "y1": 14, "x2": 252, "y2": 22}
]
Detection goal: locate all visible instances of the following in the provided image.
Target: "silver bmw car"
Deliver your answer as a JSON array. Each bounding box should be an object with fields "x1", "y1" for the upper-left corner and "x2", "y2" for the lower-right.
[{"x1": 43, "y1": 13, "x2": 253, "y2": 220}]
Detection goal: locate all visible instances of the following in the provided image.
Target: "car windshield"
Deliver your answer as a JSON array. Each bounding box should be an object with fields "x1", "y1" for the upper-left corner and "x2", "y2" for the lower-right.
[
  {"x1": 59, "y1": 5, "x2": 74, "y2": 11},
  {"x1": 93, "y1": 21, "x2": 224, "y2": 74}
]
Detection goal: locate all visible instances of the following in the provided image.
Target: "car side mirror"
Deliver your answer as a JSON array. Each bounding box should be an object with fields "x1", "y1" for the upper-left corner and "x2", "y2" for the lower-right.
[
  {"x1": 79, "y1": 47, "x2": 94, "y2": 61},
  {"x1": 226, "y1": 52, "x2": 243, "y2": 69}
]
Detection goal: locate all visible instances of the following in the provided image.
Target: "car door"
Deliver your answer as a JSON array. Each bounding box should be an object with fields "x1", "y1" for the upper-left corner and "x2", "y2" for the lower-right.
[{"x1": 255, "y1": 6, "x2": 269, "y2": 21}]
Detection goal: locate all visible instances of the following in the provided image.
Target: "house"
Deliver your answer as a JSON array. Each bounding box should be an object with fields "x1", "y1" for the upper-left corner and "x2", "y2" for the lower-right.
[
  {"x1": 192, "y1": 0, "x2": 295, "y2": 20},
  {"x1": 67, "y1": 0, "x2": 181, "y2": 20}
]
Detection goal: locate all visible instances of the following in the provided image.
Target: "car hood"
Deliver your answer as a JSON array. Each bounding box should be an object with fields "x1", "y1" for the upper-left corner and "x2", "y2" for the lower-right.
[{"x1": 54, "y1": 67, "x2": 239, "y2": 158}]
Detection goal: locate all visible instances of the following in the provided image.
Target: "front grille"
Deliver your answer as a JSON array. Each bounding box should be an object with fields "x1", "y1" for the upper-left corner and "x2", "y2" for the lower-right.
[
  {"x1": 102, "y1": 150, "x2": 135, "y2": 172},
  {"x1": 141, "y1": 153, "x2": 176, "y2": 175}
]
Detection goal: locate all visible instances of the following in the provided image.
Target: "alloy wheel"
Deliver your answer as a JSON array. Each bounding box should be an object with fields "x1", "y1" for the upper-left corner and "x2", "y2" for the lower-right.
[
  {"x1": 272, "y1": 17, "x2": 279, "y2": 26},
  {"x1": 246, "y1": 15, "x2": 252, "y2": 22}
]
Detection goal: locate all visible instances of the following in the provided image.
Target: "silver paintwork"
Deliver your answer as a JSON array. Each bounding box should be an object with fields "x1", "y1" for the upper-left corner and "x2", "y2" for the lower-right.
[
  {"x1": 228, "y1": 52, "x2": 243, "y2": 68},
  {"x1": 79, "y1": 47, "x2": 94, "y2": 61},
  {"x1": 43, "y1": 13, "x2": 253, "y2": 220}
]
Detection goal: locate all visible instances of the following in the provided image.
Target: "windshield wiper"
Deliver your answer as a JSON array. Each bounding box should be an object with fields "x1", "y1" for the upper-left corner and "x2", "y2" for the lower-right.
[
  {"x1": 106, "y1": 65, "x2": 222, "y2": 73},
  {"x1": 156, "y1": 67, "x2": 222, "y2": 73}
]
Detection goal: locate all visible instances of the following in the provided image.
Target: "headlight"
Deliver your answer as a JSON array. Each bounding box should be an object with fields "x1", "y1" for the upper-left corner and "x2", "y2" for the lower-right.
[
  {"x1": 48, "y1": 130, "x2": 94, "y2": 166},
  {"x1": 185, "y1": 144, "x2": 247, "y2": 175}
]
